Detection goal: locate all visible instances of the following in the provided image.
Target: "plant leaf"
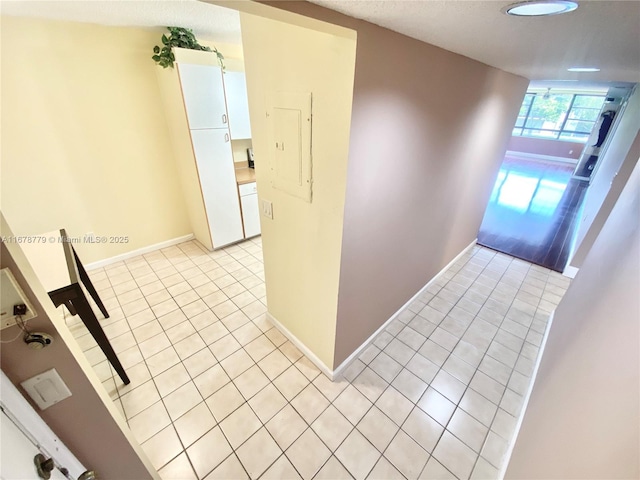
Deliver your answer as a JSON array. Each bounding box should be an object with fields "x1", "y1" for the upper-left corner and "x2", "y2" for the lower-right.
[{"x1": 153, "y1": 26, "x2": 221, "y2": 70}]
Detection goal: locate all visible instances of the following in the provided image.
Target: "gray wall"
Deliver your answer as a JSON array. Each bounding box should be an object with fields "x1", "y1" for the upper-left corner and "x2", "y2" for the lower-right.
[
  {"x1": 333, "y1": 21, "x2": 528, "y2": 367},
  {"x1": 506, "y1": 161, "x2": 640, "y2": 479}
]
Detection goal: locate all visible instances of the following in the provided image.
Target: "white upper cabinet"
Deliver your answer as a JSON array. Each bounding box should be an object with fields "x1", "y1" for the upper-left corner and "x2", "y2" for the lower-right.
[
  {"x1": 178, "y1": 63, "x2": 228, "y2": 130},
  {"x1": 224, "y1": 71, "x2": 252, "y2": 139}
]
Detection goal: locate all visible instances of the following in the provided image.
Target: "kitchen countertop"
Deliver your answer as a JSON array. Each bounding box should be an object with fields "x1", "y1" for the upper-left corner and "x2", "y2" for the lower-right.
[{"x1": 235, "y1": 167, "x2": 256, "y2": 185}]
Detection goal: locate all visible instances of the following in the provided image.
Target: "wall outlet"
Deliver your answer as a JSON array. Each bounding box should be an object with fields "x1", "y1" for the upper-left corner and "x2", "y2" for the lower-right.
[
  {"x1": 1, "y1": 268, "x2": 37, "y2": 330},
  {"x1": 261, "y1": 200, "x2": 273, "y2": 219}
]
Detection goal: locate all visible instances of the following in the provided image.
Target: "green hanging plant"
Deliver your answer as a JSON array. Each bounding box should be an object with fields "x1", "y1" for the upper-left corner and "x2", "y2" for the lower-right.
[{"x1": 152, "y1": 27, "x2": 225, "y2": 70}]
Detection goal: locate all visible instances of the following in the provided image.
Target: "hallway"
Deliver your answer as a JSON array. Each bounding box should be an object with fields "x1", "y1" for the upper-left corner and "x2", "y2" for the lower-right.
[
  {"x1": 69, "y1": 237, "x2": 569, "y2": 479},
  {"x1": 478, "y1": 155, "x2": 588, "y2": 272}
]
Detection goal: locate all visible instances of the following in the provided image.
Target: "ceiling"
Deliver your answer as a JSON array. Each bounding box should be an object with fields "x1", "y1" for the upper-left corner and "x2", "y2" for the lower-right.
[
  {"x1": 308, "y1": 0, "x2": 640, "y2": 83},
  {"x1": 1, "y1": 0, "x2": 638, "y2": 83},
  {"x1": 0, "y1": 0, "x2": 243, "y2": 44}
]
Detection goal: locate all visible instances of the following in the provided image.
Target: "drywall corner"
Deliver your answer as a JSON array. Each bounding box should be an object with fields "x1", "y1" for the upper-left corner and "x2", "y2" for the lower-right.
[{"x1": 240, "y1": 10, "x2": 356, "y2": 369}]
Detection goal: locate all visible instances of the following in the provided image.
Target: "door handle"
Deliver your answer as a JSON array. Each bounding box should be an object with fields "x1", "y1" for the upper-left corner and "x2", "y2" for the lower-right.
[
  {"x1": 222, "y1": 114, "x2": 228, "y2": 124},
  {"x1": 225, "y1": 133, "x2": 229, "y2": 143},
  {"x1": 34, "y1": 454, "x2": 54, "y2": 479}
]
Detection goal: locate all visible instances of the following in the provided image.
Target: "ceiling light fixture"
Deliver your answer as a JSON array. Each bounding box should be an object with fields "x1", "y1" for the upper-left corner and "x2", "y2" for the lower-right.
[
  {"x1": 504, "y1": 1, "x2": 579, "y2": 16},
  {"x1": 567, "y1": 67, "x2": 601, "y2": 72}
]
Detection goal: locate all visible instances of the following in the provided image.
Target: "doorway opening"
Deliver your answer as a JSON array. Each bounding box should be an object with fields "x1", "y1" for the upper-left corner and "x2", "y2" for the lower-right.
[{"x1": 478, "y1": 83, "x2": 632, "y2": 272}]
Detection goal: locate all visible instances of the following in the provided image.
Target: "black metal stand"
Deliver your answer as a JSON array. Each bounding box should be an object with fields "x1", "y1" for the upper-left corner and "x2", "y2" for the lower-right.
[{"x1": 48, "y1": 248, "x2": 129, "y2": 385}]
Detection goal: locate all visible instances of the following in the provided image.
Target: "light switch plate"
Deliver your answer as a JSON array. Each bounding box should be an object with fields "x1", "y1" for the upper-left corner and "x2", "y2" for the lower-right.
[
  {"x1": 261, "y1": 200, "x2": 273, "y2": 219},
  {"x1": 21, "y1": 368, "x2": 72, "y2": 410}
]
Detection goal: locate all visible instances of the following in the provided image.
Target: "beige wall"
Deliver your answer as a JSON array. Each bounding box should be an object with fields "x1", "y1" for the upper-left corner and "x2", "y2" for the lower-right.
[
  {"x1": 0, "y1": 215, "x2": 156, "y2": 479},
  {"x1": 506, "y1": 162, "x2": 640, "y2": 479},
  {"x1": 231, "y1": 139, "x2": 253, "y2": 165},
  {"x1": 0, "y1": 16, "x2": 191, "y2": 264},
  {"x1": 240, "y1": 12, "x2": 356, "y2": 368},
  {"x1": 267, "y1": 2, "x2": 528, "y2": 368}
]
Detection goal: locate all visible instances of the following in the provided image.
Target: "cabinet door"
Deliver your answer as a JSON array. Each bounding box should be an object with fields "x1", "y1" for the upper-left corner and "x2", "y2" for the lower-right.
[
  {"x1": 178, "y1": 63, "x2": 228, "y2": 130},
  {"x1": 224, "y1": 71, "x2": 252, "y2": 139},
  {"x1": 191, "y1": 129, "x2": 244, "y2": 247},
  {"x1": 241, "y1": 193, "x2": 261, "y2": 238}
]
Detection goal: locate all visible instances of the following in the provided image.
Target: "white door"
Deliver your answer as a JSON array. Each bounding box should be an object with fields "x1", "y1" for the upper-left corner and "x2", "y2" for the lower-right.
[
  {"x1": 1, "y1": 371, "x2": 85, "y2": 480},
  {"x1": 241, "y1": 194, "x2": 261, "y2": 238},
  {"x1": 178, "y1": 63, "x2": 228, "y2": 130},
  {"x1": 191, "y1": 129, "x2": 244, "y2": 248},
  {"x1": 223, "y1": 71, "x2": 252, "y2": 140},
  {"x1": 1, "y1": 410, "x2": 69, "y2": 480}
]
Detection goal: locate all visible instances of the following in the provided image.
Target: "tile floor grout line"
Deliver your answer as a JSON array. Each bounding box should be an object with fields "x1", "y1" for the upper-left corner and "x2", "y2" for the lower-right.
[
  {"x1": 461, "y1": 250, "x2": 562, "y2": 473},
  {"x1": 425, "y1": 247, "x2": 503, "y2": 478},
  {"x1": 89, "y1": 240, "x2": 273, "y2": 476},
  {"x1": 345, "y1": 247, "x2": 504, "y2": 478},
  {"x1": 74, "y1": 240, "x2": 569, "y2": 480},
  {"x1": 420, "y1": 248, "x2": 517, "y2": 476},
  {"x1": 122, "y1": 246, "x2": 488, "y2": 474},
  {"x1": 356, "y1": 249, "x2": 506, "y2": 468},
  {"x1": 133, "y1": 241, "x2": 268, "y2": 477},
  {"x1": 397, "y1": 247, "x2": 555, "y2": 478},
  {"x1": 457, "y1": 254, "x2": 533, "y2": 475}
]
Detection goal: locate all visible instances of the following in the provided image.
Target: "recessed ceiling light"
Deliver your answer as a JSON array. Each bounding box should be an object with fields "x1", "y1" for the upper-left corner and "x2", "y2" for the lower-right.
[
  {"x1": 567, "y1": 67, "x2": 601, "y2": 72},
  {"x1": 504, "y1": 1, "x2": 579, "y2": 16}
]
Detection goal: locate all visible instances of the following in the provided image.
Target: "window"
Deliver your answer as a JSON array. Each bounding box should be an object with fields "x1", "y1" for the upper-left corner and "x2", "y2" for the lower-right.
[{"x1": 512, "y1": 92, "x2": 605, "y2": 143}]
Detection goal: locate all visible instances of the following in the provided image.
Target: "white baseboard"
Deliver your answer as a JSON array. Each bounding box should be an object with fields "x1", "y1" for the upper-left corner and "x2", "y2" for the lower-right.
[
  {"x1": 331, "y1": 313, "x2": 398, "y2": 380},
  {"x1": 85, "y1": 234, "x2": 194, "y2": 270},
  {"x1": 332, "y1": 239, "x2": 478, "y2": 379},
  {"x1": 266, "y1": 312, "x2": 334, "y2": 379},
  {"x1": 506, "y1": 150, "x2": 578, "y2": 165},
  {"x1": 499, "y1": 309, "x2": 555, "y2": 478},
  {"x1": 266, "y1": 240, "x2": 477, "y2": 381},
  {"x1": 562, "y1": 265, "x2": 579, "y2": 279}
]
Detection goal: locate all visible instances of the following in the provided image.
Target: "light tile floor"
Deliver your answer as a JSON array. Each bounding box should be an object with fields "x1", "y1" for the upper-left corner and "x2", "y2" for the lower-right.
[{"x1": 68, "y1": 238, "x2": 570, "y2": 480}]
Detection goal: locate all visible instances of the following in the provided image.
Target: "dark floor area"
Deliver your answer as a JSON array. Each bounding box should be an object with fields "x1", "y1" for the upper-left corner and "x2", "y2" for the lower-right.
[{"x1": 477, "y1": 155, "x2": 588, "y2": 273}]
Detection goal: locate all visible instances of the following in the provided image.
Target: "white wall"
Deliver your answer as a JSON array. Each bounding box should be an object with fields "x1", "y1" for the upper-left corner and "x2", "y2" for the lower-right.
[
  {"x1": 506, "y1": 161, "x2": 640, "y2": 479},
  {"x1": 570, "y1": 85, "x2": 640, "y2": 268}
]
